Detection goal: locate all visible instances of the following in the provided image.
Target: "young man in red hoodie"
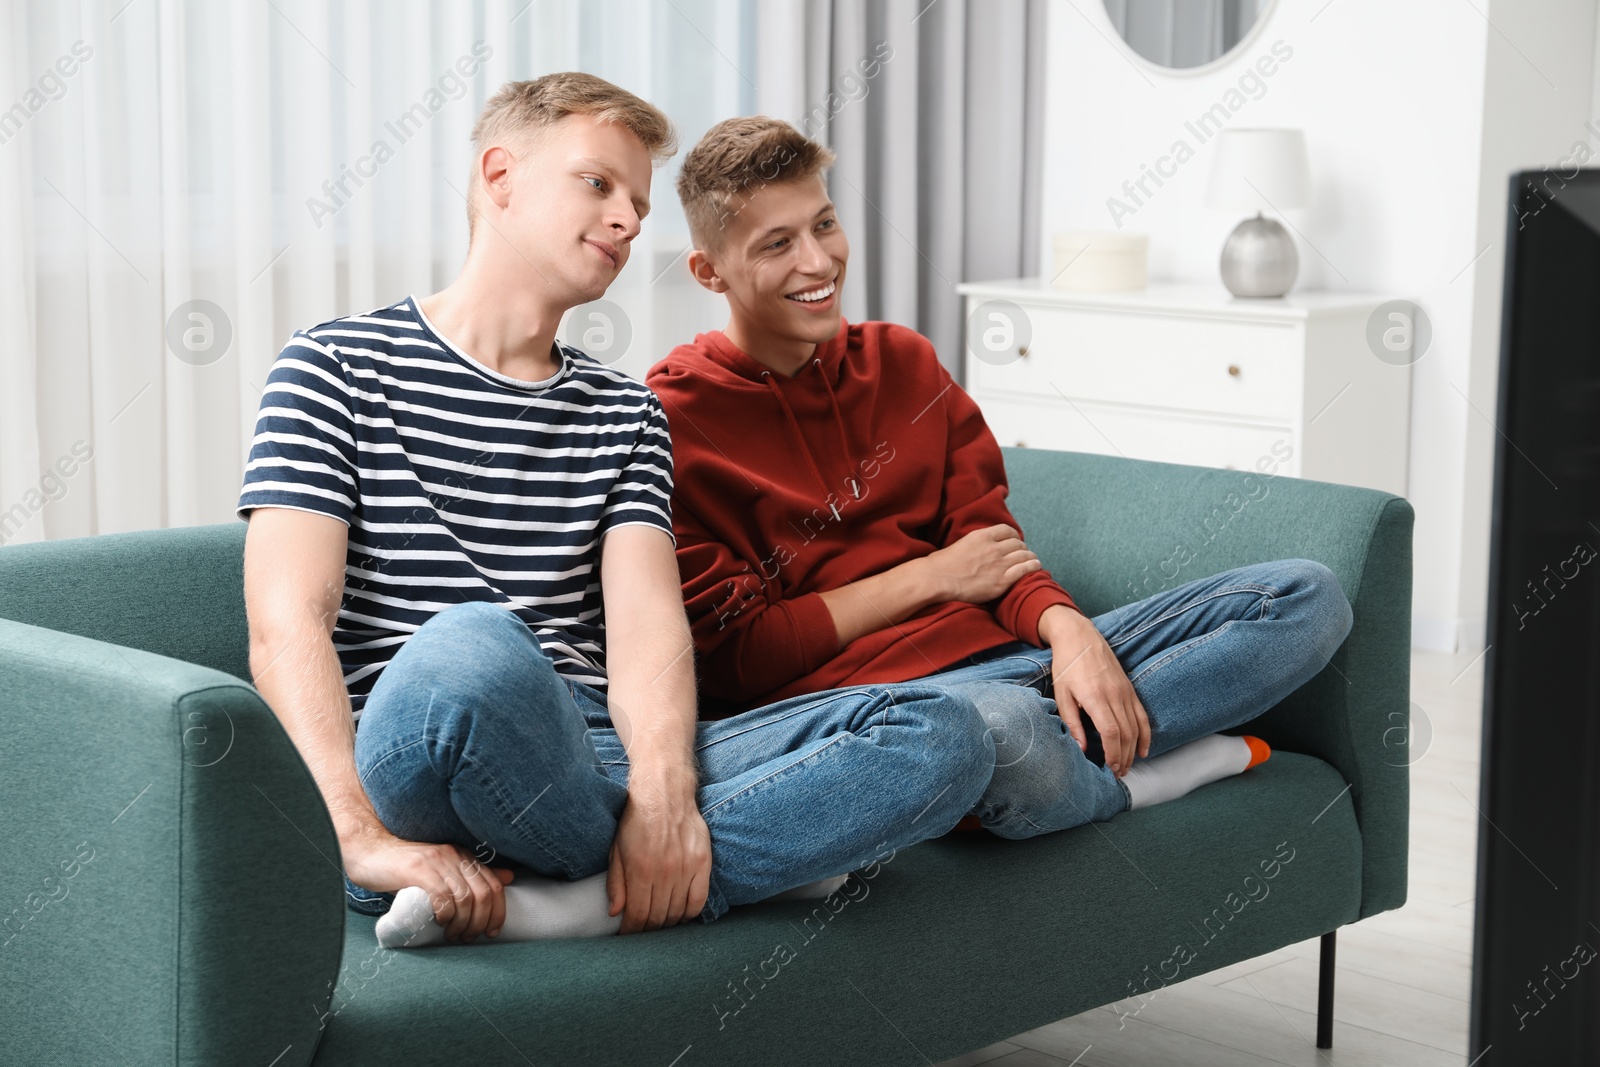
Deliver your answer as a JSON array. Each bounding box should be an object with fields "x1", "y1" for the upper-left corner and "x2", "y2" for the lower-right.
[{"x1": 647, "y1": 117, "x2": 1355, "y2": 838}]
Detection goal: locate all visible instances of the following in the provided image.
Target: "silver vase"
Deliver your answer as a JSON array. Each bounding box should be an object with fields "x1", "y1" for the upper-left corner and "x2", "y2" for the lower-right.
[{"x1": 1220, "y1": 212, "x2": 1298, "y2": 298}]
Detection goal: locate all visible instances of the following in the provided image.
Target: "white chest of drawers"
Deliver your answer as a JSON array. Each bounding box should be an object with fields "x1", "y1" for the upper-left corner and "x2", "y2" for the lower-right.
[{"x1": 955, "y1": 279, "x2": 1413, "y2": 497}]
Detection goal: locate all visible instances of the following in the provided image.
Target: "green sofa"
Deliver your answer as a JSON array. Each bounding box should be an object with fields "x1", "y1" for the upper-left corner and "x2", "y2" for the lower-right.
[{"x1": 0, "y1": 449, "x2": 1412, "y2": 1066}]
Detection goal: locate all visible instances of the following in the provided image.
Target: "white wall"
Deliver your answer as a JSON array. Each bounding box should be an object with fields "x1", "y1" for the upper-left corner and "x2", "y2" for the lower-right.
[
  {"x1": 1039, "y1": 0, "x2": 1596, "y2": 651},
  {"x1": 1457, "y1": 0, "x2": 1597, "y2": 654}
]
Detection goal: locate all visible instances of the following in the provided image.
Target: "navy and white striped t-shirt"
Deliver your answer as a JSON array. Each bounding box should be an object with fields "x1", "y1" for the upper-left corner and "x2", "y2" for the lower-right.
[{"x1": 236, "y1": 296, "x2": 674, "y2": 721}]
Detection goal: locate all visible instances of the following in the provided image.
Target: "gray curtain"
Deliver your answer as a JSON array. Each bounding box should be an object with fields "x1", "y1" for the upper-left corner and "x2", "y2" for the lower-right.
[{"x1": 788, "y1": 0, "x2": 1046, "y2": 384}]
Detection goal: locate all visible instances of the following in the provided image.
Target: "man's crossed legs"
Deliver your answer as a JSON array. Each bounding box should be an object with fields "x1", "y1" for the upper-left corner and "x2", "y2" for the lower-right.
[
  {"x1": 929, "y1": 558, "x2": 1353, "y2": 839},
  {"x1": 343, "y1": 600, "x2": 995, "y2": 943}
]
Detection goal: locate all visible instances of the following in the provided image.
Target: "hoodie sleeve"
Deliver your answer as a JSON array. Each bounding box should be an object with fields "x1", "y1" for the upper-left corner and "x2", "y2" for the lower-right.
[
  {"x1": 674, "y1": 504, "x2": 839, "y2": 705},
  {"x1": 928, "y1": 358, "x2": 1083, "y2": 647}
]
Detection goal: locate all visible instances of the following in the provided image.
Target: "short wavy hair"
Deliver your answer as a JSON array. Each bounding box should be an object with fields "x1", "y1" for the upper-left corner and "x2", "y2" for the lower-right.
[{"x1": 676, "y1": 116, "x2": 836, "y2": 252}]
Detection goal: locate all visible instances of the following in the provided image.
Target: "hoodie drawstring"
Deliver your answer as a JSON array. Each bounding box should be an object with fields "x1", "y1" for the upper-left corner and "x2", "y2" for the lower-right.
[{"x1": 813, "y1": 358, "x2": 863, "y2": 503}]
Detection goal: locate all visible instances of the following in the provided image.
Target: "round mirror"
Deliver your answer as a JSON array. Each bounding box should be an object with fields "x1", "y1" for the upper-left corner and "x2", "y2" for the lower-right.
[{"x1": 1103, "y1": 0, "x2": 1278, "y2": 74}]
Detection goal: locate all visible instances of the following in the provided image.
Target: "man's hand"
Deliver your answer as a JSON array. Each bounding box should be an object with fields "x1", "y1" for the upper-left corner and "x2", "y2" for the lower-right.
[
  {"x1": 605, "y1": 773, "x2": 712, "y2": 934},
  {"x1": 340, "y1": 818, "x2": 515, "y2": 944},
  {"x1": 1038, "y1": 605, "x2": 1150, "y2": 777},
  {"x1": 924, "y1": 524, "x2": 1042, "y2": 603}
]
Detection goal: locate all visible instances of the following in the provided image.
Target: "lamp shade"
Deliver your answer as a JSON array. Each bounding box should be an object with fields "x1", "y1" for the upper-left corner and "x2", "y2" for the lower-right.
[{"x1": 1205, "y1": 128, "x2": 1311, "y2": 211}]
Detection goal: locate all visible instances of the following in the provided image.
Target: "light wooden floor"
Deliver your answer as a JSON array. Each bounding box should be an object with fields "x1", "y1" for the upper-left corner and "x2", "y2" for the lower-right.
[{"x1": 934, "y1": 648, "x2": 1483, "y2": 1067}]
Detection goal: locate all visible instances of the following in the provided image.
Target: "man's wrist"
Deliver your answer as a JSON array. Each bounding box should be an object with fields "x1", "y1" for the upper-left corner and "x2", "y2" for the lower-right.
[
  {"x1": 902, "y1": 556, "x2": 948, "y2": 606},
  {"x1": 1036, "y1": 603, "x2": 1088, "y2": 646},
  {"x1": 330, "y1": 806, "x2": 386, "y2": 849},
  {"x1": 626, "y1": 757, "x2": 699, "y2": 801}
]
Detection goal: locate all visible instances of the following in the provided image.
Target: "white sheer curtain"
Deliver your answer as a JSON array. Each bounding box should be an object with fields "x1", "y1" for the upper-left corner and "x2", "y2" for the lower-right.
[{"x1": 0, "y1": 0, "x2": 753, "y2": 547}]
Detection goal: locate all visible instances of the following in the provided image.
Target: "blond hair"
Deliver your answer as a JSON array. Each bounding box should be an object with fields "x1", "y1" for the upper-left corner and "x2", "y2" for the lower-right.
[
  {"x1": 676, "y1": 116, "x2": 837, "y2": 251},
  {"x1": 468, "y1": 72, "x2": 677, "y2": 243}
]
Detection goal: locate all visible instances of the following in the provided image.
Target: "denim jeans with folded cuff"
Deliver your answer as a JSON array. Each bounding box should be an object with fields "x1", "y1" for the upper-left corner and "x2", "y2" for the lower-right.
[
  {"x1": 921, "y1": 558, "x2": 1354, "y2": 840},
  {"x1": 341, "y1": 599, "x2": 997, "y2": 922}
]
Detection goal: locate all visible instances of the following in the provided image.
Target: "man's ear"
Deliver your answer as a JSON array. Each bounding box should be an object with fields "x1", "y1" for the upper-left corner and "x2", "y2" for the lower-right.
[
  {"x1": 687, "y1": 248, "x2": 729, "y2": 294},
  {"x1": 480, "y1": 146, "x2": 514, "y2": 211}
]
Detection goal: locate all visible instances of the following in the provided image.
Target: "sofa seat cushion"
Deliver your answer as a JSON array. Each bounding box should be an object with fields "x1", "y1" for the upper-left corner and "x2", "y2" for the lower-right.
[{"x1": 312, "y1": 751, "x2": 1361, "y2": 1067}]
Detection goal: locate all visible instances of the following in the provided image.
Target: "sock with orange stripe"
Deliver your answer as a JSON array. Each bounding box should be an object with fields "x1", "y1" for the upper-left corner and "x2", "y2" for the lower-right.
[{"x1": 1119, "y1": 733, "x2": 1270, "y2": 810}]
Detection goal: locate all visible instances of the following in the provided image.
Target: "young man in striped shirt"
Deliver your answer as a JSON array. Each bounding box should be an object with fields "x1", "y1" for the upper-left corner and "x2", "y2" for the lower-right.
[
  {"x1": 238, "y1": 75, "x2": 996, "y2": 948},
  {"x1": 647, "y1": 117, "x2": 1355, "y2": 840}
]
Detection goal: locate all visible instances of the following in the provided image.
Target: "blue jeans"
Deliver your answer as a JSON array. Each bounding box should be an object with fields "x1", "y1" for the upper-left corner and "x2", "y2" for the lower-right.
[
  {"x1": 925, "y1": 559, "x2": 1353, "y2": 840},
  {"x1": 342, "y1": 601, "x2": 996, "y2": 922}
]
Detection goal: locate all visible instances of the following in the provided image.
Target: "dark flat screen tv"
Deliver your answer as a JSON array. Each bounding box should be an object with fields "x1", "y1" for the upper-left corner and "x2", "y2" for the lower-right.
[{"x1": 1472, "y1": 167, "x2": 1600, "y2": 1062}]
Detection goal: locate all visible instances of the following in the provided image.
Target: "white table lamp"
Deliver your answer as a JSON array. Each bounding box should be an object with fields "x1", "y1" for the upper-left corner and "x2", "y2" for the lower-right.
[{"x1": 1206, "y1": 128, "x2": 1311, "y2": 298}]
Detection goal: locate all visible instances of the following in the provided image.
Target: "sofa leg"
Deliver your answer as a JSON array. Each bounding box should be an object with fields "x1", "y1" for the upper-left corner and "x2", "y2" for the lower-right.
[{"x1": 1317, "y1": 930, "x2": 1337, "y2": 1049}]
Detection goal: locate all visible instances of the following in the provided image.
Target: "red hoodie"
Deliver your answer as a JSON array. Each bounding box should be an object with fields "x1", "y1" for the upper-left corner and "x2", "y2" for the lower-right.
[{"x1": 645, "y1": 319, "x2": 1081, "y2": 717}]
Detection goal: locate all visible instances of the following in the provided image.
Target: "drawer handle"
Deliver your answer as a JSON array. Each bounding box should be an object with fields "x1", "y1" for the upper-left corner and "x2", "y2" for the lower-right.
[
  {"x1": 1017, "y1": 345, "x2": 1030, "y2": 358},
  {"x1": 1227, "y1": 364, "x2": 1241, "y2": 377}
]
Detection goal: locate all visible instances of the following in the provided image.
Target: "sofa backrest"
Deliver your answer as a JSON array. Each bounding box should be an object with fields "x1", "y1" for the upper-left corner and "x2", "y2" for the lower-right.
[
  {"x1": 999, "y1": 447, "x2": 1391, "y2": 617},
  {"x1": 0, "y1": 450, "x2": 1409, "y2": 699},
  {"x1": 0, "y1": 519, "x2": 251, "y2": 682}
]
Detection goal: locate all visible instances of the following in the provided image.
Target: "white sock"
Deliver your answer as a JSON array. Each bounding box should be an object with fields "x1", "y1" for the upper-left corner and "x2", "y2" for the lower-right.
[
  {"x1": 1119, "y1": 734, "x2": 1269, "y2": 810},
  {"x1": 762, "y1": 873, "x2": 850, "y2": 903},
  {"x1": 374, "y1": 871, "x2": 620, "y2": 948}
]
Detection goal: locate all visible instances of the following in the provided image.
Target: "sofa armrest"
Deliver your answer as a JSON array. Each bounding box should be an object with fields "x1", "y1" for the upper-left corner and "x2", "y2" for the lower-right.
[
  {"x1": 1002, "y1": 448, "x2": 1413, "y2": 920},
  {"x1": 0, "y1": 618, "x2": 344, "y2": 1066}
]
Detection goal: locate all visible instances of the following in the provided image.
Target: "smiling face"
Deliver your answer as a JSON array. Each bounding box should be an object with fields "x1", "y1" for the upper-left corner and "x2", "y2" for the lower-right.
[
  {"x1": 688, "y1": 173, "x2": 849, "y2": 367},
  {"x1": 478, "y1": 111, "x2": 654, "y2": 307}
]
